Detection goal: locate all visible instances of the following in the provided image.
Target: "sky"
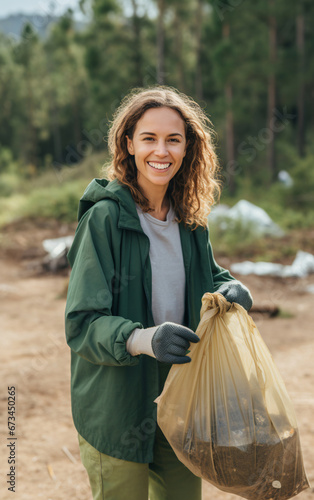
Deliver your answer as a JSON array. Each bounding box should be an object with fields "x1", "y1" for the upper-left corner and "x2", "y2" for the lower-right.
[{"x1": 0, "y1": 0, "x2": 86, "y2": 19}]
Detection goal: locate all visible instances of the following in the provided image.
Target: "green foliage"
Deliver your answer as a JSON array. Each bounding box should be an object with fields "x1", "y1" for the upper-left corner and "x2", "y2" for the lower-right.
[
  {"x1": 282, "y1": 156, "x2": 314, "y2": 210},
  {"x1": 208, "y1": 211, "x2": 312, "y2": 261},
  {"x1": 209, "y1": 218, "x2": 264, "y2": 258},
  {"x1": 0, "y1": 147, "x2": 16, "y2": 172},
  {"x1": 0, "y1": 152, "x2": 105, "y2": 226},
  {"x1": 0, "y1": 2, "x2": 313, "y2": 175},
  {"x1": 0, "y1": 172, "x2": 21, "y2": 197},
  {"x1": 24, "y1": 181, "x2": 85, "y2": 221},
  {"x1": 0, "y1": 0, "x2": 313, "y2": 236},
  {"x1": 277, "y1": 309, "x2": 295, "y2": 319}
]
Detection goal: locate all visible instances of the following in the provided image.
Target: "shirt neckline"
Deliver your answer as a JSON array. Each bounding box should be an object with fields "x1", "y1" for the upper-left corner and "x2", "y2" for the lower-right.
[{"x1": 136, "y1": 203, "x2": 176, "y2": 226}]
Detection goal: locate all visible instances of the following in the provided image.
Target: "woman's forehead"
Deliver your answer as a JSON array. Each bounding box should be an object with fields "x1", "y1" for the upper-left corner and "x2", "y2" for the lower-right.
[{"x1": 134, "y1": 106, "x2": 186, "y2": 136}]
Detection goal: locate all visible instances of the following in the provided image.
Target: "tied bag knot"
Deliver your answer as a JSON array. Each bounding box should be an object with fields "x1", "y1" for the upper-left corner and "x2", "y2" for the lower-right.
[{"x1": 200, "y1": 292, "x2": 232, "y2": 318}]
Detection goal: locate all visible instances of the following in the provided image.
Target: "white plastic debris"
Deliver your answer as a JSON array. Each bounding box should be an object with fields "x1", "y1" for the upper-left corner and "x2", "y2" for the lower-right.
[
  {"x1": 231, "y1": 251, "x2": 314, "y2": 279},
  {"x1": 42, "y1": 236, "x2": 74, "y2": 272},
  {"x1": 278, "y1": 170, "x2": 293, "y2": 187},
  {"x1": 209, "y1": 204, "x2": 230, "y2": 218},
  {"x1": 42, "y1": 236, "x2": 74, "y2": 256},
  {"x1": 230, "y1": 261, "x2": 284, "y2": 277},
  {"x1": 283, "y1": 251, "x2": 314, "y2": 278},
  {"x1": 209, "y1": 200, "x2": 284, "y2": 237}
]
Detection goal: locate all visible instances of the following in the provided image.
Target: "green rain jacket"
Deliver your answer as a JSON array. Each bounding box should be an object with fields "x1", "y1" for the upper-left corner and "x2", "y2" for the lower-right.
[{"x1": 65, "y1": 178, "x2": 235, "y2": 463}]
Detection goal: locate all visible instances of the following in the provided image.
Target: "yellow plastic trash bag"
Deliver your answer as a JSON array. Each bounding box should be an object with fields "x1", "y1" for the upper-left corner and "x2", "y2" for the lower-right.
[{"x1": 155, "y1": 292, "x2": 309, "y2": 500}]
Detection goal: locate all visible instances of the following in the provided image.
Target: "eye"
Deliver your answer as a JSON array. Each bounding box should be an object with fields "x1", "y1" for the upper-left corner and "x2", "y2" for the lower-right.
[
  {"x1": 169, "y1": 138, "x2": 180, "y2": 143},
  {"x1": 143, "y1": 137, "x2": 154, "y2": 141}
]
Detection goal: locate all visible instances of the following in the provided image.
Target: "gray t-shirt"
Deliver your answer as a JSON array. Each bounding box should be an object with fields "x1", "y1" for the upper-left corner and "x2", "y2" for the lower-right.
[{"x1": 136, "y1": 203, "x2": 186, "y2": 326}]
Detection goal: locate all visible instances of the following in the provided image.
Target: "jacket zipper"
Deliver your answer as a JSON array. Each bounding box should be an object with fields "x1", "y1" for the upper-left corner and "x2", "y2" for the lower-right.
[{"x1": 140, "y1": 233, "x2": 155, "y2": 326}]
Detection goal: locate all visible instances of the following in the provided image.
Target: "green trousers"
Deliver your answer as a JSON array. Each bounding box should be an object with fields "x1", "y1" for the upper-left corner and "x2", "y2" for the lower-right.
[{"x1": 78, "y1": 426, "x2": 202, "y2": 500}]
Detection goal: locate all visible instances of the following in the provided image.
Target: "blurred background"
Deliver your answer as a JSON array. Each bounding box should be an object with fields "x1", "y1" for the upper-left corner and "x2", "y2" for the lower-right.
[
  {"x1": 0, "y1": 2, "x2": 314, "y2": 499},
  {"x1": 0, "y1": 0, "x2": 314, "y2": 245}
]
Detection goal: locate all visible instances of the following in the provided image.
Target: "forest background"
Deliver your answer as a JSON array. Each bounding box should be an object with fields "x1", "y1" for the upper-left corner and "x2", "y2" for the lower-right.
[{"x1": 0, "y1": 0, "x2": 314, "y2": 257}]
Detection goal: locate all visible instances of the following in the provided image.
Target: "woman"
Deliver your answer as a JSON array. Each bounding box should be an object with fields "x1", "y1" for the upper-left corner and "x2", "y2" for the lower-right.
[{"x1": 65, "y1": 86, "x2": 253, "y2": 500}]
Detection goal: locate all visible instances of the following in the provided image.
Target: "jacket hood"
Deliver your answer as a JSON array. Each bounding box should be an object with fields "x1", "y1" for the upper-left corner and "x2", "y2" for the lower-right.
[
  {"x1": 78, "y1": 177, "x2": 193, "y2": 233},
  {"x1": 78, "y1": 178, "x2": 137, "y2": 222}
]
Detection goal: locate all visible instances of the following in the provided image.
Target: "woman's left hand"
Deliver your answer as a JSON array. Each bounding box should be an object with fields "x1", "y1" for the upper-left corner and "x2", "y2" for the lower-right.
[{"x1": 217, "y1": 280, "x2": 253, "y2": 311}]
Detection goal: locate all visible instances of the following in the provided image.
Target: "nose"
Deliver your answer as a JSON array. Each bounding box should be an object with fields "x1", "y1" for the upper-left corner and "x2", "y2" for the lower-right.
[{"x1": 154, "y1": 140, "x2": 168, "y2": 157}]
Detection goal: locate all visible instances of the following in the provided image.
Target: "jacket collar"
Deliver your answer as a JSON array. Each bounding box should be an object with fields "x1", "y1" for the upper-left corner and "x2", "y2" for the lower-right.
[
  {"x1": 79, "y1": 178, "x2": 143, "y2": 232},
  {"x1": 107, "y1": 179, "x2": 144, "y2": 232},
  {"x1": 106, "y1": 178, "x2": 194, "y2": 233},
  {"x1": 79, "y1": 177, "x2": 193, "y2": 233}
]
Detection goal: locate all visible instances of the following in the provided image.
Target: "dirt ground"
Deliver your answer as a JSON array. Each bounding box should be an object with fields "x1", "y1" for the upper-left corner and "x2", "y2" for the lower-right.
[{"x1": 0, "y1": 221, "x2": 313, "y2": 500}]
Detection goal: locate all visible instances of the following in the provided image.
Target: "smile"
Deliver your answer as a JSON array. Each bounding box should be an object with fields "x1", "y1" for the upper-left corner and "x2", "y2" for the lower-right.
[{"x1": 147, "y1": 162, "x2": 171, "y2": 171}]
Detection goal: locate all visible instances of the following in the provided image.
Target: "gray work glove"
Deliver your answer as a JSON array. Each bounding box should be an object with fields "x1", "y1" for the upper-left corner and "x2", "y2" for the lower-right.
[
  {"x1": 217, "y1": 280, "x2": 253, "y2": 311},
  {"x1": 151, "y1": 322, "x2": 200, "y2": 364}
]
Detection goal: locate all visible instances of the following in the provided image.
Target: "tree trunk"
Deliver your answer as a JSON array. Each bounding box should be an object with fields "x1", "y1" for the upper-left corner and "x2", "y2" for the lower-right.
[
  {"x1": 223, "y1": 23, "x2": 235, "y2": 195},
  {"x1": 71, "y1": 94, "x2": 81, "y2": 147},
  {"x1": 51, "y1": 102, "x2": 63, "y2": 164},
  {"x1": 195, "y1": 0, "x2": 203, "y2": 100},
  {"x1": 157, "y1": 0, "x2": 165, "y2": 84},
  {"x1": 131, "y1": 0, "x2": 143, "y2": 86},
  {"x1": 47, "y1": 54, "x2": 63, "y2": 164},
  {"x1": 296, "y1": 6, "x2": 305, "y2": 157},
  {"x1": 267, "y1": 0, "x2": 277, "y2": 182},
  {"x1": 173, "y1": 7, "x2": 185, "y2": 91},
  {"x1": 26, "y1": 71, "x2": 38, "y2": 170}
]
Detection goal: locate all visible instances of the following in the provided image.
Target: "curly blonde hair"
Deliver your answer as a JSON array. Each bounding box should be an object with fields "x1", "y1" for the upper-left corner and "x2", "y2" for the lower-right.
[{"x1": 105, "y1": 86, "x2": 221, "y2": 229}]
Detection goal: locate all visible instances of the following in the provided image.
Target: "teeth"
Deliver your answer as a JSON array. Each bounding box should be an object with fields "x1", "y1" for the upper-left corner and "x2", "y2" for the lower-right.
[{"x1": 148, "y1": 162, "x2": 171, "y2": 170}]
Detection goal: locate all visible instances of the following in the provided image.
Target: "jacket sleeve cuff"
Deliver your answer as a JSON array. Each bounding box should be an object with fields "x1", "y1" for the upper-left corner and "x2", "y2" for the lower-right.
[{"x1": 126, "y1": 326, "x2": 159, "y2": 357}]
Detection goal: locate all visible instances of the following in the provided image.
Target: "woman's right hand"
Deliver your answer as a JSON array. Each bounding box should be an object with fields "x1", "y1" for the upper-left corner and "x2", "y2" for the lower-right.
[{"x1": 151, "y1": 322, "x2": 200, "y2": 364}]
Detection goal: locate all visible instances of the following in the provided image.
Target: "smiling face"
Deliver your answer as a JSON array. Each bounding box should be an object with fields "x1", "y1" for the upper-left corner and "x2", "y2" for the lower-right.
[{"x1": 126, "y1": 106, "x2": 187, "y2": 197}]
